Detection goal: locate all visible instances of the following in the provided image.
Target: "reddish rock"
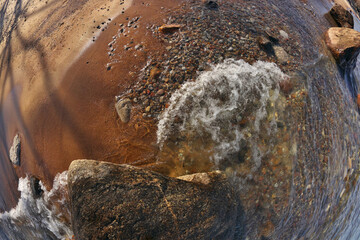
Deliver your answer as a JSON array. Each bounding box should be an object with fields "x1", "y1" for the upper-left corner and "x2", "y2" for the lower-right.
[
  {"x1": 279, "y1": 76, "x2": 293, "y2": 94},
  {"x1": 325, "y1": 27, "x2": 360, "y2": 68},
  {"x1": 150, "y1": 67, "x2": 162, "y2": 79},
  {"x1": 330, "y1": 4, "x2": 354, "y2": 28},
  {"x1": 357, "y1": 94, "x2": 360, "y2": 108},
  {"x1": 158, "y1": 24, "x2": 181, "y2": 34}
]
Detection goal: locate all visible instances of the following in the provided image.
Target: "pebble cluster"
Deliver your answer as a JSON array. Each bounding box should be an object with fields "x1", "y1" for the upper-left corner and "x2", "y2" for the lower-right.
[{"x1": 123, "y1": 0, "x2": 303, "y2": 119}]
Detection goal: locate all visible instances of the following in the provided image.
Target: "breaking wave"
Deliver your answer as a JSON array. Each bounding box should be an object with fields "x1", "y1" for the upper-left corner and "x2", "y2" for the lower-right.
[
  {"x1": 0, "y1": 172, "x2": 73, "y2": 240},
  {"x1": 157, "y1": 59, "x2": 287, "y2": 168}
]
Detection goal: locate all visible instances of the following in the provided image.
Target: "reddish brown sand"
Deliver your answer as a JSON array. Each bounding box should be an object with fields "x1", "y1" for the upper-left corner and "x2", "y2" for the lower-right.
[{"x1": 0, "y1": 0, "x2": 188, "y2": 210}]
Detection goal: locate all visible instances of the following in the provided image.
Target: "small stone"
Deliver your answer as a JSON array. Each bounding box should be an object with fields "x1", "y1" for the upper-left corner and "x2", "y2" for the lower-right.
[
  {"x1": 150, "y1": 68, "x2": 162, "y2": 79},
  {"x1": 279, "y1": 76, "x2": 293, "y2": 94},
  {"x1": 257, "y1": 36, "x2": 273, "y2": 52},
  {"x1": 279, "y1": 30, "x2": 289, "y2": 40},
  {"x1": 115, "y1": 98, "x2": 132, "y2": 123},
  {"x1": 273, "y1": 46, "x2": 289, "y2": 64},
  {"x1": 357, "y1": 94, "x2": 360, "y2": 108},
  {"x1": 156, "y1": 89, "x2": 165, "y2": 96},
  {"x1": 159, "y1": 96, "x2": 165, "y2": 103},
  {"x1": 145, "y1": 106, "x2": 151, "y2": 112},
  {"x1": 9, "y1": 134, "x2": 20, "y2": 166},
  {"x1": 158, "y1": 24, "x2": 182, "y2": 34}
]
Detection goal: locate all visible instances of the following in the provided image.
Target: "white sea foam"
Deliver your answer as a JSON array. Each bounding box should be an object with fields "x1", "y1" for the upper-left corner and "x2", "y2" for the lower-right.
[
  {"x1": 0, "y1": 172, "x2": 73, "y2": 240},
  {"x1": 157, "y1": 59, "x2": 286, "y2": 167}
]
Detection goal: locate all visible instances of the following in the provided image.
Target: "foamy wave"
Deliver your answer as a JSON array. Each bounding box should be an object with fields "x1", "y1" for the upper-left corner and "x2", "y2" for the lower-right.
[
  {"x1": 157, "y1": 59, "x2": 286, "y2": 167},
  {"x1": 0, "y1": 172, "x2": 73, "y2": 240}
]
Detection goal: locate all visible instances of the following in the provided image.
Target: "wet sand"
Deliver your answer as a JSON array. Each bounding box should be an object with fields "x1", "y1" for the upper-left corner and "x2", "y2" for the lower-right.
[{"x1": 0, "y1": 0, "x2": 139, "y2": 210}]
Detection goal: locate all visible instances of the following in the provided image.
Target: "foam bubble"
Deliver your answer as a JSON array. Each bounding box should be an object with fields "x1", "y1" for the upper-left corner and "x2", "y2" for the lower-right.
[
  {"x1": 157, "y1": 59, "x2": 286, "y2": 167},
  {"x1": 0, "y1": 172, "x2": 73, "y2": 240}
]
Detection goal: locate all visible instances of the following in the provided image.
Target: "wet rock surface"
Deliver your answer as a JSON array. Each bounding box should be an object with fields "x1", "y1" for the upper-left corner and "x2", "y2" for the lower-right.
[
  {"x1": 329, "y1": 4, "x2": 354, "y2": 28},
  {"x1": 68, "y1": 160, "x2": 239, "y2": 240},
  {"x1": 115, "y1": 98, "x2": 132, "y2": 123},
  {"x1": 325, "y1": 27, "x2": 360, "y2": 68}
]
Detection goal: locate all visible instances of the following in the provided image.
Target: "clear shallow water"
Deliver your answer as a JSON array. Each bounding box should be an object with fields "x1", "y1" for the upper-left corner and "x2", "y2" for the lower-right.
[{"x1": 157, "y1": 57, "x2": 360, "y2": 239}]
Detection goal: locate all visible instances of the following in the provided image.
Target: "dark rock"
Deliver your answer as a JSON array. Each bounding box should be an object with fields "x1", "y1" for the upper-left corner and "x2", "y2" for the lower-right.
[
  {"x1": 325, "y1": 27, "x2": 360, "y2": 68},
  {"x1": 279, "y1": 76, "x2": 293, "y2": 94},
  {"x1": 203, "y1": 0, "x2": 219, "y2": 10},
  {"x1": 9, "y1": 134, "x2": 20, "y2": 166},
  {"x1": 257, "y1": 36, "x2": 274, "y2": 54},
  {"x1": 30, "y1": 176, "x2": 43, "y2": 198},
  {"x1": 115, "y1": 98, "x2": 131, "y2": 123},
  {"x1": 330, "y1": 4, "x2": 354, "y2": 28},
  {"x1": 273, "y1": 46, "x2": 289, "y2": 64},
  {"x1": 68, "y1": 160, "x2": 238, "y2": 240}
]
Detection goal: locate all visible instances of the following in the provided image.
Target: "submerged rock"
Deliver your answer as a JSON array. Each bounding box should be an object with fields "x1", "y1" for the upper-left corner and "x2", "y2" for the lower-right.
[
  {"x1": 9, "y1": 134, "x2": 20, "y2": 166},
  {"x1": 115, "y1": 98, "x2": 131, "y2": 123},
  {"x1": 203, "y1": 0, "x2": 219, "y2": 10},
  {"x1": 273, "y1": 46, "x2": 289, "y2": 64},
  {"x1": 329, "y1": 4, "x2": 354, "y2": 28},
  {"x1": 325, "y1": 27, "x2": 360, "y2": 68},
  {"x1": 68, "y1": 160, "x2": 238, "y2": 240}
]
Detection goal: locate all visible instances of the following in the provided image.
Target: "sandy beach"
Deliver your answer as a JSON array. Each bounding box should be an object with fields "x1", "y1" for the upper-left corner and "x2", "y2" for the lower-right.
[{"x1": 0, "y1": 0, "x2": 138, "y2": 210}]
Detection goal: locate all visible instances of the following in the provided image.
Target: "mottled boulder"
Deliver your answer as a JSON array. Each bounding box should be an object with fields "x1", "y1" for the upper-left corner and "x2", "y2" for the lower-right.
[
  {"x1": 330, "y1": 4, "x2": 354, "y2": 28},
  {"x1": 325, "y1": 27, "x2": 360, "y2": 68},
  {"x1": 9, "y1": 134, "x2": 20, "y2": 166},
  {"x1": 115, "y1": 98, "x2": 131, "y2": 123},
  {"x1": 68, "y1": 160, "x2": 238, "y2": 240}
]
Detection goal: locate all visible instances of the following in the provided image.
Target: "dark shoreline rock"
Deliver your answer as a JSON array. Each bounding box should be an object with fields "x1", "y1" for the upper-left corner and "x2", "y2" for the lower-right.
[
  {"x1": 329, "y1": 4, "x2": 354, "y2": 28},
  {"x1": 68, "y1": 160, "x2": 238, "y2": 240}
]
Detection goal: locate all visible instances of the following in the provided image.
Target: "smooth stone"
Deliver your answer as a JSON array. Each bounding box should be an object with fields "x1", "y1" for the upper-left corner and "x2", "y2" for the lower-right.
[
  {"x1": 9, "y1": 134, "x2": 20, "y2": 166},
  {"x1": 115, "y1": 98, "x2": 131, "y2": 123}
]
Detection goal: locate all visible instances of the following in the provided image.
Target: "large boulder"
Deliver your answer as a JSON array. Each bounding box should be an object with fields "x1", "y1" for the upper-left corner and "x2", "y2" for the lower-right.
[
  {"x1": 68, "y1": 160, "x2": 238, "y2": 240},
  {"x1": 325, "y1": 27, "x2": 360, "y2": 68},
  {"x1": 329, "y1": 4, "x2": 354, "y2": 28}
]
